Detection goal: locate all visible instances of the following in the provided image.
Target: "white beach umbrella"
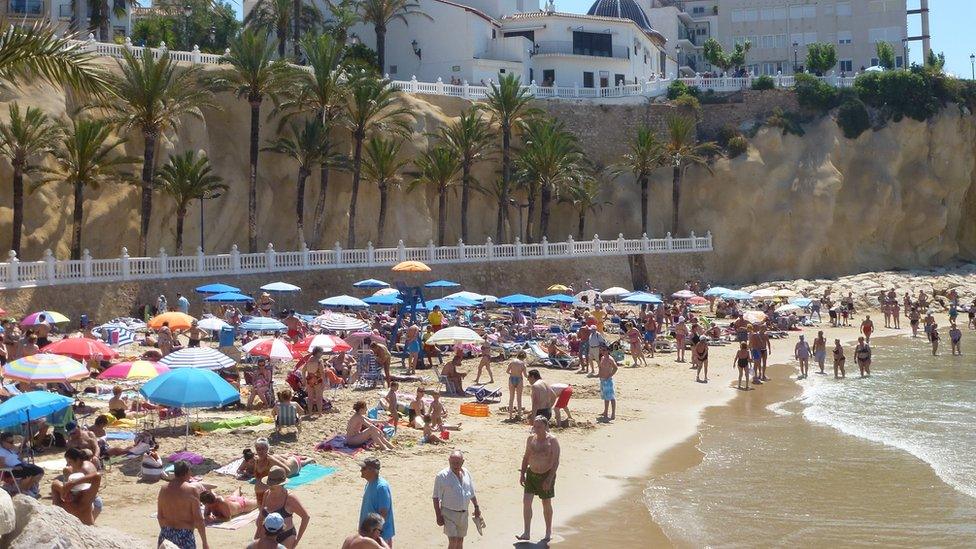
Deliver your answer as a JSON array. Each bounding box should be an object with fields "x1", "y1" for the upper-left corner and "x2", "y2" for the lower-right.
[
  {"x1": 774, "y1": 303, "x2": 801, "y2": 314},
  {"x1": 600, "y1": 287, "x2": 630, "y2": 298},
  {"x1": 771, "y1": 289, "x2": 797, "y2": 298},
  {"x1": 672, "y1": 290, "x2": 697, "y2": 299},
  {"x1": 314, "y1": 314, "x2": 368, "y2": 332},
  {"x1": 750, "y1": 288, "x2": 778, "y2": 299},
  {"x1": 197, "y1": 317, "x2": 230, "y2": 331},
  {"x1": 742, "y1": 311, "x2": 767, "y2": 324},
  {"x1": 444, "y1": 291, "x2": 486, "y2": 302},
  {"x1": 425, "y1": 327, "x2": 484, "y2": 346}
]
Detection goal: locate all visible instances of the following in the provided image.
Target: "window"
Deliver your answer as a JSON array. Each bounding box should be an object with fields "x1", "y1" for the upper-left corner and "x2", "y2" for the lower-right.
[
  {"x1": 732, "y1": 8, "x2": 758, "y2": 22},
  {"x1": 789, "y1": 4, "x2": 816, "y2": 19},
  {"x1": 776, "y1": 34, "x2": 788, "y2": 49},
  {"x1": 692, "y1": 6, "x2": 705, "y2": 16},
  {"x1": 839, "y1": 59, "x2": 853, "y2": 72},
  {"x1": 8, "y1": 0, "x2": 42, "y2": 14},
  {"x1": 761, "y1": 35, "x2": 775, "y2": 49},
  {"x1": 896, "y1": 56, "x2": 903, "y2": 68},
  {"x1": 572, "y1": 31, "x2": 613, "y2": 58},
  {"x1": 837, "y1": 31, "x2": 853, "y2": 45},
  {"x1": 504, "y1": 30, "x2": 535, "y2": 42},
  {"x1": 614, "y1": 74, "x2": 625, "y2": 86},
  {"x1": 871, "y1": 57, "x2": 879, "y2": 66},
  {"x1": 389, "y1": 65, "x2": 398, "y2": 74},
  {"x1": 836, "y1": 2, "x2": 852, "y2": 16},
  {"x1": 542, "y1": 69, "x2": 555, "y2": 86},
  {"x1": 762, "y1": 62, "x2": 777, "y2": 75},
  {"x1": 599, "y1": 71, "x2": 609, "y2": 87}
]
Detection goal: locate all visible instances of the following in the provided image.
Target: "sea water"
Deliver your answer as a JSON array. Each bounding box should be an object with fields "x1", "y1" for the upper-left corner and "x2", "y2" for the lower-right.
[{"x1": 644, "y1": 335, "x2": 976, "y2": 547}]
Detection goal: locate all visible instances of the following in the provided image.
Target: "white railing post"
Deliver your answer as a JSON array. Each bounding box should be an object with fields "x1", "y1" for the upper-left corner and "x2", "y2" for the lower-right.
[
  {"x1": 462, "y1": 80, "x2": 470, "y2": 99},
  {"x1": 196, "y1": 246, "x2": 205, "y2": 273},
  {"x1": 706, "y1": 230, "x2": 713, "y2": 249},
  {"x1": 514, "y1": 237, "x2": 522, "y2": 258},
  {"x1": 409, "y1": 76, "x2": 418, "y2": 93},
  {"x1": 529, "y1": 80, "x2": 538, "y2": 97},
  {"x1": 397, "y1": 240, "x2": 406, "y2": 262},
  {"x1": 7, "y1": 251, "x2": 18, "y2": 287},
  {"x1": 43, "y1": 249, "x2": 56, "y2": 284},
  {"x1": 230, "y1": 244, "x2": 241, "y2": 273},
  {"x1": 120, "y1": 247, "x2": 130, "y2": 280},
  {"x1": 542, "y1": 236, "x2": 549, "y2": 256},
  {"x1": 366, "y1": 242, "x2": 375, "y2": 265},
  {"x1": 592, "y1": 234, "x2": 600, "y2": 253},
  {"x1": 617, "y1": 233, "x2": 625, "y2": 253},
  {"x1": 158, "y1": 247, "x2": 168, "y2": 275},
  {"x1": 486, "y1": 237, "x2": 494, "y2": 260},
  {"x1": 124, "y1": 36, "x2": 132, "y2": 52},
  {"x1": 642, "y1": 232, "x2": 650, "y2": 251},
  {"x1": 574, "y1": 82, "x2": 579, "y2": 97},
  {"x1": 301, "y1": 241, "x2": 310, "y2": 267},
  {"x1": 457, "y1": 239, "x2": 465, "y2": 260},
  {"x1": 81, "y1": 249, "x2": 92, "y2": 281},
  {"x1": 566, "y1": 234, "x2": 574, "y2": 256},
  {"x1": 776, "y1": 70, "x2": 782, "y2": 88},
  {"x1": 334, "y1": 242, "x2": 343, "y2": 265},
  {"x1": 265, "y1": 243, "x2": 276, "y2": 271},
  {"x1": 191, "y1": 44, "x2": 200, "y2": 64},
  {"x1": 427, "y1": 240, "x2": 436, "y2": 262},
  {"x1": 665, "y1": 232, "x2": 673, "y2": 251},
  {"x1": 435, "y1": 77, "x2": 444, "y2": 95},
  {"x1": 689, "y1": 231, "x2": 696, "y2": 250}
]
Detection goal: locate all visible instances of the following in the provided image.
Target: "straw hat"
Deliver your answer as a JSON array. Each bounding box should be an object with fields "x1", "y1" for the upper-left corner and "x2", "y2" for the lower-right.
[{"x1": 261, "y1": 466, "x2": 288, "y2": 486}]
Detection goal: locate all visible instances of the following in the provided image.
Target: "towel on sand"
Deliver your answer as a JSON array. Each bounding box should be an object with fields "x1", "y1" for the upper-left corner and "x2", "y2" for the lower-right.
[
  {"x1": 316, "y1": 435, "x2": 367, "y2": 456},
  {"x1": 166, "y1": 451, "x2": 205, "y2": 465},
  {"x1": 209, "y1": 509, "x2": 260, "y2": 530},
  {"x1": 248, "y1": 463, "x2": 336, "y2": 489},
  {"x1": 214, "y1": 457, "x2": 244, "y2": 477}
]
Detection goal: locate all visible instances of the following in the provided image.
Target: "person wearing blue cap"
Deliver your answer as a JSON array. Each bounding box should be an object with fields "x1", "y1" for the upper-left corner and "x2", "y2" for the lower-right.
[{"x1": 247, "y1": 512, "x2": 287, "y2": 549}]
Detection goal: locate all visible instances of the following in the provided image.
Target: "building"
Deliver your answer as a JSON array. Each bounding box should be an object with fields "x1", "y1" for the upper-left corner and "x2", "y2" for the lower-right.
[
  {"x1": 295, "y1": 0, "x2": 673, "y2": 89},
  {"x1": 647, "y1": 0, "x2": 908, "y2": 75},
  {"x1": 1, "y1": 0, "x2": 131, "y2": 39}
]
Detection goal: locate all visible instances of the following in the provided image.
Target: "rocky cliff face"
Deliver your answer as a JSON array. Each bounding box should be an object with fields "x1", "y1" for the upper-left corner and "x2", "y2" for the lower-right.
[{"x1": 1, "y1": 65, "x2": 974, "y2": 284}]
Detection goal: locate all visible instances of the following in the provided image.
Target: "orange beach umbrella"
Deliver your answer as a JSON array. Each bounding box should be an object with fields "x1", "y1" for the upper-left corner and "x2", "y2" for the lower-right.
[{"x1": 392, "y1": 260, "x2": 431, "y2": 273}]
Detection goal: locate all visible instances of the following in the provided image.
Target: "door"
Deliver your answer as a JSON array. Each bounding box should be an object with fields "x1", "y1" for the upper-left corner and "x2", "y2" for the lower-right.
[
  {"x1": 542, "y1": 69, "x2": 555, "y2": 86},
  {"x1": 599, "y1": 71, "x2": 609, "y2": 87}
]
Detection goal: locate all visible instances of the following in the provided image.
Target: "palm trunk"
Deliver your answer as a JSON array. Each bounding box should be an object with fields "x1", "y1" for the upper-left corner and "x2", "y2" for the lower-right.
[
  {"x1": 296, "y1": 167, "x2": 308, "y2": 245},
  {"x1": 175, "y1": 205, "x2": 186, "y2": 256},
  {"x1": 639, "y1": 173, "x2": 649, "y2": 235},
  {"x1": 671, "y1": 165, "x2": 681, "y2": 235},
  {"x1": 460, "y1": 162, "x2": 471, "y2": 242},
  {"x1": 11, "y1": 165, "x2": 23, "y2": 257},
  {"x1": 497, "y1": 123, "x2": 511, "y2": 242},
  {"x1": 139, "y1": 130, "x2": 157, "y2": 256},
  {"x1": 311, "y1": 157, "x2": 330, "y2": 247},
  {"x1": 98, "y1": 0, "x2": 109, "y2": 41},
  {"x1": 376, "y1": 182, "x2": 388, "y2": 247},
  {"x1": 248, "y1": 99, "x2": 261, "y2": 252},
  {"x1": 293, "y1": 0, "x2": 302, "y2": 58},
  {"x1": 539, "y1": 183, "x2": 552, "y2": 240},
  {"x1": 577, "y1": 210, "x2": 585, "y2": 239},
  {"x1": 70, "y1": 180, "x2": 83, "y2": 261},
  {"x1": 375, "y1": 24, "x2": 386, "y2": 73},
  {"x1": 437, "y1": 186, "x2": 447, "y2": 246},
  {"x1": 524, "y1": 189, "x2": 536, "y2": 243},
  {"x1": 276, "y1": 26, "x2": 286, "y2": 58},
  {"x1": 347, "y1": 131, "x2": 364, "y2": 248},
  {"x1": 495, "y1": 199, "x2": 505, "y2": 244}
]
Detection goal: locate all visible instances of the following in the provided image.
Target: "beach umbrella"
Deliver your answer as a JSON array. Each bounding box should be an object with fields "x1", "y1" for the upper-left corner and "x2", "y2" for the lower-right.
[
  {"x1": 622, "y1": 292, "x2": 663, "y2": 304},
  {"x1": 20, "y1": 311, "x2": 69, "y2": 326},
  {"x1": 574, "y1": 290, "x2": 599, "y2": 305},
  {"x1": 771, "y1": 289, "x2": 797, "y2": 298},
  {"x1": 742, "y1": 311, "x2": 767, "y2": 324},
  {"x1": 3, "y1": 353, "x2": 89, "y2": 383},
  {"x1": 425, "y1": 327, "x2": 484, "y2": 346},
  {"x1": 704, "y1": 287, "x2": 731, "y2": 297},
  {"x1": 750, "y1": 288, "x2": 778, "y2": 299},
  {"x1": 196, "y1": 317, "x2": 230, "y2": 331},
  {"x1": 497, "y1": 294, "x2": 547, "y2": 307},
  {"x1": 364, "y1": 294, "x2": 403, "y2": 306},
  {"x1": 775, "y1": 303, "x2": 801, "y2": 314},
  {"x1": 159, "y1": 347, "x2": 236, "y2": 370},
  {"x1": 353, "y1": 279, "x2": 390, "y2": 288},
  {"x1": 789, "y1": 297, "x2": 813, "y2": 308},
  {"x1": 442, "y1": 296, "x2": 481, "y2": 308},
  {"x1": 723, "y1": 290, "x2": 753, "y2": 301},
  {"x1": 318, "y1": 295, "x2": 369, "y2": 309},
  {"x1": 194, "y1": 283, "x2": 241, "y2": 294},
  {"x1": 417, "y1": 299, "x2": 457, "y2": 313},
  {"x1": 98, "y1": 360, "x2": 168, "y2": 380},
  {"x1": 41, "y1": 337, "x2": 118, "y2": 361},
  {"x1": 294, "y1": 334, "x2": 352, "y2": 354},
  {"x1": 140, "y1": 368, "x2": 240, "y2": 448},
  {"x1": 547, "y1": 284, "x2": 570, "y2": 292},
  {"x1": 0, "y1": 391, "x2": 73, "y2": 429},
  {"x1": 91, "y1": 326, "x2": 136, "y2": 347},
  {"x1": 600, "y1": 287, "x2": 630, "y2": 298},
  {"x1": 203, "y1": 292, "x2": 254, "y2": 303},
  {"x1": 425, "y1": 280, "x2": 461, "y2": 288},
  {"x1": 444, "y1": 291, "x2": 485, "y2": 302},
  {"x1": 688, "y1": 296, "x2": 709, "y2": 306},
  {"x1": 543, "y1": 294, "x2": 577, "y2": 304},
  {"x1": 392, "y1": 260, "x2": 431, "y2": 272},
  {"x1": 672, "y1": 290, "x2": 697, "y2": 299},
  {"x1": 148, "y1": 312, "x2": 196, "y2": 330},
  {"x1": 239, "y1": 317, "x2": 287, "y2": 332},
  {"x1": 315, "y1": 314, "x2": 368, "y2": 332},
  {"x1": 261, "y1": 282, "x2": 301, "y2": 293},
  {"x1": 373, "y1": 288, "x2": 400, "y2": 297},
  {"x1": 242, "y1": 338, "x2": 299, "y2": 361}
]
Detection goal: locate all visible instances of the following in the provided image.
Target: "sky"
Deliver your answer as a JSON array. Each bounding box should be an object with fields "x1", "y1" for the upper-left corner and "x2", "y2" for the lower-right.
[{"x1": 229, "y1": 0, "x2": 975, "y2": 78}]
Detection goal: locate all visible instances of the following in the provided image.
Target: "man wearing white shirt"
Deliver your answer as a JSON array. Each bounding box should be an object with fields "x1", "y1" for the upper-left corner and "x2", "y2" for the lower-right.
[
  {"x1": 0, "y1": 431, "x2": 43, "y2": 495},
  {"x1": 432, "y1": 451, "x2": 481, "y2": 549}
]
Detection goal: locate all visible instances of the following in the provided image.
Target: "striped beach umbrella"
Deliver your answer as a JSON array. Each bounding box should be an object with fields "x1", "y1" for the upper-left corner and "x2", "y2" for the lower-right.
[
  {"x1": 42, "y1": 337, "x2": 119, "y2": 361},
  {"x1": 241, "y1": 338, "x2": 299, "y2": 361},
  {"x1": 294, "y1": 334, "x2": 353, "y2": 354},
  {"x1": 314, "y1": 314, "x2": 368, "y2": 332},
  {"x1": 159, "y1": 347, "x2": 236, "y2": 370},
  {"x1": 98, "y1": 360, "x2": 169, "y2": 380},
  {"x1": 239, "y1": 317, "x2": 287, "y2": 332},
  {"x1": 20, "y1": 311, "x2": 70, "y2": 326},
  {"x1": 3, "y1": 353, "x2": 89, "y2": 383}
]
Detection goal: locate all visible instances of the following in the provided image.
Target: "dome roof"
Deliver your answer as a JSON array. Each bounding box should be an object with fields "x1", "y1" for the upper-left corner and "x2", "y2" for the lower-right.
[{"x1": 586, "y1": 0, "x2": 654, "y2": 33}]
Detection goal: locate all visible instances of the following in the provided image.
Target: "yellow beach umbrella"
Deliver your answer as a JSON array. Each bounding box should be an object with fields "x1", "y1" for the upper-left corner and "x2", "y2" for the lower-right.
[
  {"x1": 392, "y1": 260, "x2": 431, "y2": 273},
  {"x1": 547, "y1": 284, "x2": 570, "y2": 292}
]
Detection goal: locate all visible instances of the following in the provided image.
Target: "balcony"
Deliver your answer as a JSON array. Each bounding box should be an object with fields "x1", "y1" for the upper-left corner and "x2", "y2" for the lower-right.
[
  {"x1": 531, "y1": 41, "x2": 628, "y2": 60},
  {"x1": 678, "y1": 26, "x2": 698, "y2": 46},
  {"x1": 8, "y1": 0, "x2": 43, "y2": 16}
]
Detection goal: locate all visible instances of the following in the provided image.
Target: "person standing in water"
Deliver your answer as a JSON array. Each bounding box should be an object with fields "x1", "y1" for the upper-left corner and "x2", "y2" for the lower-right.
[
  {"x1": 832, "y1": 339, "x2": 846, "y2": 379},
  {"x1": 794, "y1": 335, "x2": 811, "y2": 380},
  {"x1": 930, "y1": 322, "x2": 941, "y2": 356},
  {"x1": 860, "y1": 315, "x2": 874, "y2": 343},
  {"x1": 854, "y1": 337, "x2": 871, "y2": 378},
  {"x1": 734, "y1": 342, "x2": 751, "y2": 390},
  {"x1": 950, "y1": 323, "x2": 962, "y2": 356},
  {"x1": 813, "y1": 331, "x2": 827, "y2": 375}
]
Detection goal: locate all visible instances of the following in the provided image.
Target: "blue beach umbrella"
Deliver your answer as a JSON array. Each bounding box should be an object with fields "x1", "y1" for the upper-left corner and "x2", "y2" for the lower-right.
[
  {"x1": 497, "y1": 294, "x2": 547, "y2": 307},
  {"x1": 239, "y1": 317, "x2": 287, "y2": 332},
  {"x1": 140, "y1": 368, "x2": 240, "y2": 448},
  {"x1": 0, "y1": 391, "x2": 73, "y2": 429},
  {"x1": 442, "y1": 296, "x2": 481, "y2": 308},
  {"x1": 789, "y1": 297, "x2": 813, "y2": 307},
  {"x1": 319, "y1": 295, "x2": 369, "y2": 309},
  {"x1": 420, "y1": 299, "x2": 458, "y2": 313},
  {"x1": 363, "y1": 294, "x2": 404, "y2": 306},
  {"x1": 194, "y1": 283, "x2": 242, "y2": 294},
  {"x1": 723, "y1": 290, "x2": 753, "y2": 301},
  {"x1": 261, "y1": 282, "x2": 301, "y2": 293},
  {"x1": 623, "y1": 292, "x2": 664, "y2": 304},
  {"x1": 424, "y1": 280, "x2": 461, "y2": 288},
  {"x1": 704, "y1": 287, "x2": 732, "y2": 297},
  {"x1": 353, "y1": 279, "x2": 390, "y2": 288},
  {"x1": 203, "y1": 292, "x2": 254, "y2": 303},
  {"x1": 543, "y1": 294, "x2": 577, "y2": 304}
]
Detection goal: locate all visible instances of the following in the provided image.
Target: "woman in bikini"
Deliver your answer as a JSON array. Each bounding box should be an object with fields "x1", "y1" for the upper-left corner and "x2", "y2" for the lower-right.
[
  {"x1": 626, "y1": 322, "x2": 647, "y2": 367},
  {"x1": 404, "y1": 324, "x2": 421, "y2": 374},
  {"x1": 854, "y1": 337, "x2": 871, "y2": 377},
  {"x1": 200, "y1": 488, "x2": 257, "y2": 522},
  {"x1": 302, "y1": 348, "x2": 326, "y2": 414},
  {"x1": 930, "y1": 322, "x2": 940, "y2": 356},
  {"x1": 255, "y1": 466, "x2": 309, "y2": 548},
  {"x1": 474, "y1": 341, "x2": 494, "y2": 384},
  {"x1": 346, "y1": 401, "x2": 394, "y2": 450},
  {"x1": 507, "y1": 351, "x2": 528, "y2": 420},
  {"x1": 694, "y1": 337, "x2": 709, "y2": 383},
  {"x1": 252, "y1": 438, "x2": 302, "y2": 505},
  {"x1": 257, "y1": 293, "x2": 275, "y2": 317},
  {"x1": 833, "y1": 339, "x2": 846, "y2": 379},
  {"x1": 734, "y1": 342, "x2": 750, "y2": 390}
]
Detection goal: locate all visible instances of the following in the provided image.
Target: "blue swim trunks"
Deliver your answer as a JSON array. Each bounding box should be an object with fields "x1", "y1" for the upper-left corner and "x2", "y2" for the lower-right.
[
  {"x1": 750, "y1": 349, "x2": 762, "y2": 361},
  {"x1": 406, "y1": 340, "x2": 421, "y2": 354},
  {"x1": 644, "y1": 331, "x2": 656, "y2": 342},
  {"x1": 158, "y1": 526, "x2": 195, "y2": 549},
  {"x1": 600, "y1": 378, "x2": 616, "y2": 401}
]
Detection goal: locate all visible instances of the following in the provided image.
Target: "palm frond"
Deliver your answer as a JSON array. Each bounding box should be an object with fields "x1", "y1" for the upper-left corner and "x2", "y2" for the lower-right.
[{"x1": 0, "y1": 21, "x2": 108, "y2": 95}]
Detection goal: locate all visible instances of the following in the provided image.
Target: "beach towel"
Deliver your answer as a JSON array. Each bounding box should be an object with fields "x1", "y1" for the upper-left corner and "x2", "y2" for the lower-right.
[
  {"x1": 209, "y1": 509, "x2": 260, "y2": 530},
  {"x1": 316, "y1": 435, "x2": 367, "y2": 456},
  {"x1": 166, "y1": 451, "x2": 205, "y2": 465},
  {"x1": 191, "y1": 416, "x2": 272, "y2": 432},
  {"x1": 215, "y1": 457, "x2": 244, "y2": 477},
  {"x1": 105, "y1": 431, "x2": 137, "y2": 441}
]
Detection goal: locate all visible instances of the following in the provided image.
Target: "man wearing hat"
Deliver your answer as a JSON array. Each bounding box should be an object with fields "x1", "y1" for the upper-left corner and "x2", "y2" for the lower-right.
[
  {"x1": 0, "y1": 432, "x2": 43, "y2": 495},
  {"x1": 359, "y1": 457, "x2": 395, "y2": 547}
]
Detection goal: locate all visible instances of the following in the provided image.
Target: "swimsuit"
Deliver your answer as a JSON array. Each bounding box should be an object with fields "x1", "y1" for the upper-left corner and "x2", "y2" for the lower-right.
[
  {"x1": 509, "y1": 375, "x2": 522, "y2": 386},
  {"x1": 737, "y1": 357, "x2": 749, "y2": 369},
  {"x1": 600, "y1": 378, "x2": 615, "y2": 400},
  {"x1": 158, "y1": 526, "x2": 196, "y2": 549},
  {"x1": 406, "y1": 339, "x2": 421, "y2": 354},
  {"x1": 523, "y1": 469, "x2": 554, "y2": 499},
  {"x1": 750, "y1": 349, "x2": 762, "y2": 361}
]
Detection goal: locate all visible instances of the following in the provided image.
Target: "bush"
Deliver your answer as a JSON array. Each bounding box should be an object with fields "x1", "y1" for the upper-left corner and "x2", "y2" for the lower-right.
[
  {"x1": 727, "y1": 135, "x2": 749, "y2": 158},
  {"x1": 673, "y1": 93, "x2": 701, "y2": 112},
  {"x1": 751, "y1": 75, "x2": 775, "y2": 91},
  {"x1": 716, "y1": 125, "x2": 739, "y2": 146},
  {"x1": 667, "y1": 80, "x2": 701, "y2": 100},
  {"x1": 854, "y1": 70, "x2": 938, "y2": 122},
  {"x1": 836, "y1": 99, "x2": 870, "y2": 138},
  {"x1": 795, "y1": 73, "x2": 838, "y2": 111},
  {"x1": 766, "y1": 108, "x2": 805, "y2": 136}
]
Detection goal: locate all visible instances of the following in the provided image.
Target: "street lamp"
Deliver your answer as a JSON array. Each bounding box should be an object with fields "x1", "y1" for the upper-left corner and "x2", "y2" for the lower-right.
[
  {"x1": 792, "y1": 41, "x2": 799, "y2": 74},
  {"x1": 199, "y1": 191, "x2": 222, "y2": 252},
  {"x1": 508, "y1": 197, "x2": 529, "y2": 242},
  {"x1": 971, "y1": 53, "x2": 975, "y2": 80},
  {"x1": 183, "y1": 4, "x2": 193, "y2": 50}
]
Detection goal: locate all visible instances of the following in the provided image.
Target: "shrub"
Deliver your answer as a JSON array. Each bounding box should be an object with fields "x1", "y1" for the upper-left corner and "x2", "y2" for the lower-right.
[
  {"x1": 766, "y1": 108, "x2": 805, "y2": 136},
  {"x1": 727, "y1": 135, "x2": 748, "y2": 158},
  {"x1": 795, "y1": 73, "x2": 838, "y2": 111},
  {"x1": 751, "y1": 75, "x2": 775, "y2": 91},
  {"x1": 854, "y1": 69, "x2": 938, "y2": 122},
  {"x1": 673, "y1": 93, "x2": 701, "y2": 112},
  {"x1": 716, "y1": 125, "x2": 739, "y2": 146},
  {"x1": 806, "y1": 42, "x2": 838, "y2": 75},
  {"x1": 667, "y1": 80, "x2": 700, "y2": 100},
  {"x1": 836, "y1": 99, "x2": 870, "y2": 138}
]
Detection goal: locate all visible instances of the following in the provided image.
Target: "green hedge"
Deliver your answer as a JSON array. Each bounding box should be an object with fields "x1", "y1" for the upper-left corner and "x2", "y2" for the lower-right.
[
  {"x1": 751, "y1": 75, "x2": 775, "y2": 91},
  {"x1": 836, "y1": 99, "x2": 870, "y2": 138}
]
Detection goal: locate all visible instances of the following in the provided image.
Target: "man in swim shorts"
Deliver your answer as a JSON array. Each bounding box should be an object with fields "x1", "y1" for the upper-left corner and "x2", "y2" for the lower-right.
[
  {"x1": 812, "y1": 331, "x2": 827, "y2": 375},
  {"x1": 598, "y1": 346, "x2": 618, "y2": 420},
  {"x1": 518, "y1": 416, "x2": 560, "y2": 544},
  {"x1": 551, "y1": 383, "x2": 574, "y2": 427},
  {"x1": 157, "y1": 461, "x2": 208, "y2": 549},
  {"x1": 747, "y1": 326, "x2": 763, "y2": 385},
  {"x1": 527, "y1": 370, "x2": 556, "y2": 422}
]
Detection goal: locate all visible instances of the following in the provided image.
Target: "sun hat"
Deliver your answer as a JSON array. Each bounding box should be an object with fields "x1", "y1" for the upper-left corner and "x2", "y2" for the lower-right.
[
  {"x1": 263, "y1": 512, "x2": 285, "y2": 532},
  {"x1": 261, "y1": 466, "x2": 288, "y2": 486}
]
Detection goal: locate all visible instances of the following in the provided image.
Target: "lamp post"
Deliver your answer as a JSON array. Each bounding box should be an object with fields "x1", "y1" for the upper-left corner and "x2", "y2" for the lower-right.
[
  {"x1": 208, "y1": 24, "x2": 216, "y2": 46},
  {"x1": 971, "y1": 53, "x2": 975, "y2": 80},
  {"x1": 199, "y1": 191, "x2": 222, "y2": 252},
  {"x1": 183, "y1": 3, "x2": 192, "y2": 50},
  {"x1": 792, "y1": 41, "x2": 799, "y2": 74},
  {"x1": 508, "y1": 198, "x2": 529, "y2": 242},
  {"x1": 901, "y1": 38, "x2": 908, "y2": 68}
]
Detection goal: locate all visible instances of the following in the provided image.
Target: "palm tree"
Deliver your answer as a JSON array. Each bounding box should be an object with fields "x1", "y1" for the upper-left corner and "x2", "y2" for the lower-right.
[
  {"x1": 245, "y1": 0, "x2": 322, "y2": 57},
  {"x1": 263, "y1": 118, "x2": 330, "y2": 245},
  {"x1": 221, "y1": 29, "x2": 292, "y2": 252},
  {"x1": 155, "y1": 151, "x2": 227, "y2": 255},
  {"x1": 479, "y1": 74, "x2": 540, "y2": 242},
  {"x1": 611, "y1": 125, "x2": 663, "y2": 236},
  {"x1": 278, "y1": 34, "x2": 349, "y2": 247},
  {"x1": 0, "y1": 104, "x2": 62, "y2": 257},
  {"x1": 516, "y1": 117, "x2": 585, "y2": 241},
  {"x1": 0, "y1": 21, "x2": 107, "y2": 95},
  {"x1": 343, "y1": 74, "x2": 413, "y2": 248},
  {"x1": 97, "y1": 48, "x2": 216, "y2": 256},
  {"x1": 92, "y1": 0, "x2": 129, "y2": 41},
  {"x1": 361, "y1": 136, "x2": 409, "y2": 247},
  {"x1": 408, "y1": 145, "x2": 461, "y2": 246},
  {"x1": 437, "y1": 109, "x2": 493, "y2": 242},
  {"x1": 662, "y1": 115, "x2": 720, "y2": 235},
  {"x1": 39, "y1": 117, "x2": 137, "y2": 260},
  {"x1": 354, "y1": 0, "x2": 430, "y2": 73},
  {"x1": 564, "y1": 176, "x2": 607, "y2": 240}
]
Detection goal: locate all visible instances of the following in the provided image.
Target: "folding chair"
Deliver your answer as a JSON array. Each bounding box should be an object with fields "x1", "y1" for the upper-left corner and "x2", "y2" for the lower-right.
[
  {"x1": 274, "y1": 402, "x2": 302, "y2": 435},
  {"x1": 431, "y1": 364, "x2": 458, "y2": 395},
  {"x1": 354, "y1": 354, "x2": 384, "y2": 390}
]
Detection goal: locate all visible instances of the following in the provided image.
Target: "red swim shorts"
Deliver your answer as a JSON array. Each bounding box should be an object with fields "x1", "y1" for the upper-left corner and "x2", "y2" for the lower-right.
[{"x1": 554, "y1": 386, "x2": 573, "y2": 409}]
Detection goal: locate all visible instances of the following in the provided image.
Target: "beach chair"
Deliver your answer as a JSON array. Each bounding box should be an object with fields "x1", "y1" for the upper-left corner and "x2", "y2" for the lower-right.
[
  {"x1": 464, "y1": 385, "x2": 502, "y2": 403},
  {"x1": 46, "y1": 406, "x2": 76, "y2": 448},
  {"x1": 0, "y1": 467, "x2": 21, "y2": 495},
  {"x1": 274, "y1": 402, "x2": 302, "y2": 436},
  {"x1": 354, "y1": 354, "x2": 384, "y2": 390},
  {"x1": 431, "y1": 364, "x2": 459, "y2": 395},
  {"x1": 526, "y1": 342, "x2": 573, "y2": 369}
]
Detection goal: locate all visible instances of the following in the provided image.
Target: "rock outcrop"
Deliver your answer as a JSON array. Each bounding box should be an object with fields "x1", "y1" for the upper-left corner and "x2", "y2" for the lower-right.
[{"x1": 0, "y1": 494, "x2": 143, "y2": 548}]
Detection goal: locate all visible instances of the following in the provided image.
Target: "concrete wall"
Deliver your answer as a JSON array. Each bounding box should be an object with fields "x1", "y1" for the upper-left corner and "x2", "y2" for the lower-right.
[{"x1": 0, "y1": 253, "x2": 710, "y2": 321}]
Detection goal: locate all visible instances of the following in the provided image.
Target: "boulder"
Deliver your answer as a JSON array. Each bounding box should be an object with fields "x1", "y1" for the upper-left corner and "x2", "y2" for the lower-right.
[
  {"x1": 0, "y1": 490, "x2": 13, "y2": 535},
  {"x1": 1, "y1": 495, "x2": 143, "y2": 549}
]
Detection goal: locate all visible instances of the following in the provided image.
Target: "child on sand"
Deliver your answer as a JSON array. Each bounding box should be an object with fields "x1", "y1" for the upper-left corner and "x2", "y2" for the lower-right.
[
  {"x1": 409, "y1": 387, "x2": 426, "y2": 429},
  {"x1": 421, "y1": 415, "x2": 444, "y2": 445},
  {"x1": 598, "y1": 346, "x2": 618, "y2": 421},
  {"x1": 507, "y1": 352, "x2": 528, "y2": 420},
  {"x1": 734, "y1": 342, "x2": 750, "y2": 390},
  {"x1": 429, "y1": 392, "x2": 460, "y2": 431},
  {"x1": 474, "y1": 341, "x2": 494, "y2": 384},
  {"x1": 385, "y1": 382, "x2": 399, "y2": 429}
]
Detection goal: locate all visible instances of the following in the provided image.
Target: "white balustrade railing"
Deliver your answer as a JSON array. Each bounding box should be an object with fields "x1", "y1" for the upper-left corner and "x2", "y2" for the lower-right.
[
  {"x1": 0, "y1": 232, "x2": 713, "y2": 289},
  {"x1": 72, "y1": 35, "x2": 861, "y2": 102}
]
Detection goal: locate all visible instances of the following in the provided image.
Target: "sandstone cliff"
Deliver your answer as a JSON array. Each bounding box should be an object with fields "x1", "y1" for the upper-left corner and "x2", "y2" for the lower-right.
[{"x1": 0, "y1": 65, "x2": 974, "y2": 284}]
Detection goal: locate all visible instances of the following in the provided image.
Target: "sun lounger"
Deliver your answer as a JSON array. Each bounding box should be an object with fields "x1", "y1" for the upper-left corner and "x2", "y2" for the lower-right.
[
  {"x1": 526, "y1": 342, "x2": 574, "y2": 369},
  {"x1": 464, "y1": 385, "x2": 502, "y2": 403}
]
